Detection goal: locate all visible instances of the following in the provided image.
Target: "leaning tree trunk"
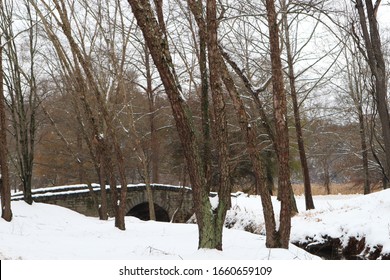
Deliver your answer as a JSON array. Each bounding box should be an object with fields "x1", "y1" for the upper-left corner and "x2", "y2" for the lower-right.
[
  {"x1": 218, "y1": 45, "x2": 298, "y2": 215},
  {"x1": 219, "y1": 55, "x2": 280, "y2": 248},
  {"x1": 52, "y1": 0, "x2": 128, "y2": 229}
]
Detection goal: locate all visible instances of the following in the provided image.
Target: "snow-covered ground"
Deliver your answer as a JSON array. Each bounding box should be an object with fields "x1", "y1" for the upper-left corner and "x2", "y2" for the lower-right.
[
  {"x1": 225, "y1": 190, "x2": 390, "y2": 258},
  {"x1": 1, "y1": 188, "x2": 390, "y2": 260},
  {"x1": 0, "y1": 200, "x2": 315, "y2": 260}
]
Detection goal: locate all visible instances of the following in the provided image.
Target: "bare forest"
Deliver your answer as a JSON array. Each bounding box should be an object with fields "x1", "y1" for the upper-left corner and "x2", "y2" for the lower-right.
[{"x1": 1, "y1": 0, "x2": 390, "y2": 250}]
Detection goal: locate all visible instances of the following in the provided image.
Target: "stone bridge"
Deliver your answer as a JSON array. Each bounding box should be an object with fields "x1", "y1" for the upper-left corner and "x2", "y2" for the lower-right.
[{"x1": 11, "y1": 184, "x2": 194, "y2": 223}]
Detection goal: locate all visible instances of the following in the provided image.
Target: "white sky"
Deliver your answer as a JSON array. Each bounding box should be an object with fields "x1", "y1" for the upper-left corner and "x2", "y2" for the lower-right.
[{"x1": 377, "y1": 2, "x2": 390, "y2": 27}]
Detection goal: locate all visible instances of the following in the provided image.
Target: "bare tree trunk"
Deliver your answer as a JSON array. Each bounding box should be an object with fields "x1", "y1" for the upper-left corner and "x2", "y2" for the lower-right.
[
  {"x1": 281, "y1": 0, "x2": 314, "y2": 210},
  {"x1": 108, "y1": 174, "x2": 119, "y2": 222},
  {"x1": 358, "y1": 106, "x2": 371, "y2": 194},
  {"x1": 196, "y1": 1, "x2": 212, "y2": 185},
  {"x1": 355, "y1": 0, "x2": 390, "y2": 186},
  {"x1": 98, "y1": 157, "x2": 108, "y2": 220},
  {"x1": 0, "y1": 36, "x2": 12, "y2": 222},
  {"x1": 206, "y1": 0, "x2": 232, "y2": 250},
  {"x1": 323, "y1": 161, "x2": 331, "y2": 195},
  {"x1": 135, "y1": 137, "x2": 156, "y2": 221},
  {"x1": 94, "y1": 135, "x2": 108, "y2": 220},
  {"x1": 265, "y1": 0, "x2": 291, "y2": 248},
  {"x1": 77, "y1": 133, "x2": 84, "y2": 183},
  {"x1": 383, "y1": 176, "x2": 388, "y2": 190},
  {"x1": 141, "y1": 47, "x2": 158, "y2": 220},
  {"x1": 345, "y1": 41, "x2": 371, "y2": 195},
  {"x1": 144, "y1": 46, "x2": 160, "y2": 184}
]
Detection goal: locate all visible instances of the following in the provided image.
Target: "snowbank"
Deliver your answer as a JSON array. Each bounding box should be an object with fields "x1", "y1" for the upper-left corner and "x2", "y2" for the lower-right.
[{"x1": 0, "y1": 200, "x2": 317, "y2": 260}]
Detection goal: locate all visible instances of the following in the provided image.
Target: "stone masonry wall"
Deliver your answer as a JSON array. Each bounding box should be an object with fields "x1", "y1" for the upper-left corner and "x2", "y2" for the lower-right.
[{"x1": 12, "y1": 184, "x2": 194, "y2": 223}]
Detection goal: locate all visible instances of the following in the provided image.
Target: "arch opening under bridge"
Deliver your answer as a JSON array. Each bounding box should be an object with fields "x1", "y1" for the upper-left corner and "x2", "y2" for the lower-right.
[{"x1": 127, "y1": 202, "x2": 170, "y2": 222}]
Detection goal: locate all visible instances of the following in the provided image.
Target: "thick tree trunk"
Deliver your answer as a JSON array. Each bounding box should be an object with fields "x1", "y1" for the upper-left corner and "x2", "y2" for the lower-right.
[
  {"x1": 197, "y1": 1, "x2": 212, "y2": 185},
  {"x1": 0, "y1": 40, "x2": 12, "y2": 222},
  {"x1": 206, "y1": 0, "x2": 231, "y2": 250},
  {"x1": 265, "y1": 0, "x2": 292, "y2": 248}
]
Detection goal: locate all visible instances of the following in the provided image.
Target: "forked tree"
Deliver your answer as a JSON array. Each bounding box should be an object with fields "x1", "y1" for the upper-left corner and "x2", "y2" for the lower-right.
[{"x1": 127, "y1": 0, "x2": 234, "y2": 249}]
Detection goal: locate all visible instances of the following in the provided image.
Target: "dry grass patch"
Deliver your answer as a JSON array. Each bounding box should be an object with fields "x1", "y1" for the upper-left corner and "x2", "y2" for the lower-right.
[{"x1": 292, "y1": 182, "x2": 383, "y2": 196}]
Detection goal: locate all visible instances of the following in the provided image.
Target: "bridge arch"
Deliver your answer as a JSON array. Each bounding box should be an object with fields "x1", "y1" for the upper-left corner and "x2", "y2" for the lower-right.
[
  {"x1": 127, "y1": 203, "x2": 170, "y2": 222},
  {"x1": 123, "y1": 184, "x2": 194, "y2": 223}
]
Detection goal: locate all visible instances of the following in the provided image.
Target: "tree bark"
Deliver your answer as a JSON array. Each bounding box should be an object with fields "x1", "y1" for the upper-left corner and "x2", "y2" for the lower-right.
[
  {"x1": 95, "y1": 135, "x2": 108, "y2": 220},
  {"x1": 323, "y1": 161, "x2": 331, "y2": 195},
  {"x1": 196, "y1": 0, "x2": 212, "y2": 185},
  {"x1": 265, "y1": 0, "x2": 292, "y2": 248},
  {"x1": 144, "y1": 46, "x2": 160, "y2": 184},
  {"x1": 206, "y1": 0, "x2": 232, "y2": 250},
  {"x1": 358, "y1": 106, "x2": 371, "y2": 194},
  {"x1": 0, "y1": 36, "x2": 13, "y2": 222}
]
